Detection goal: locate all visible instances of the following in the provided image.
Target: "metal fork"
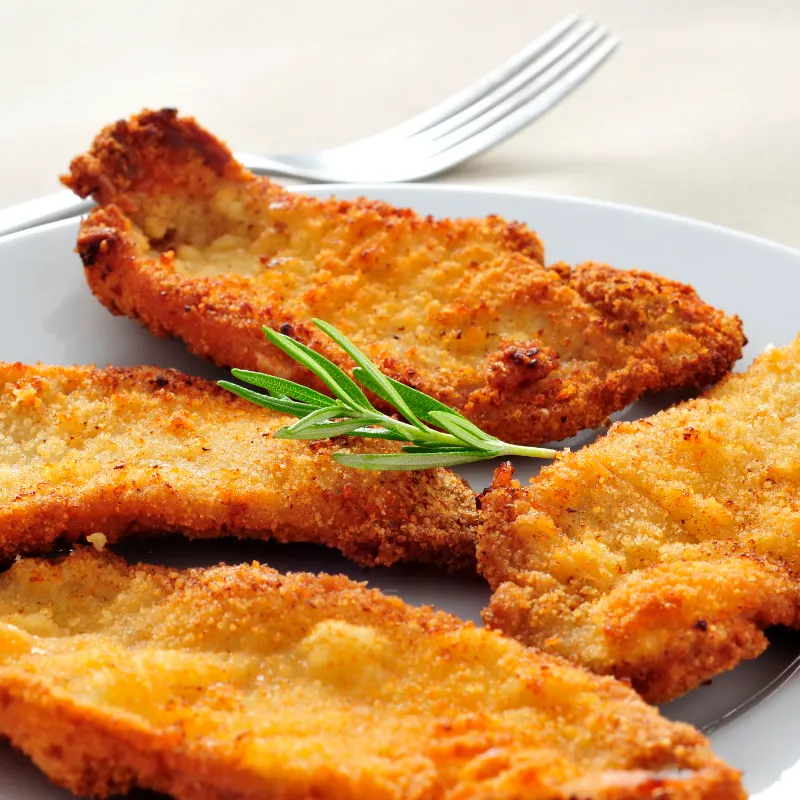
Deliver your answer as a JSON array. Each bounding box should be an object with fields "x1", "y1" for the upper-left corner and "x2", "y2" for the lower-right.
[{"x1": 0, "y1": 14, "x2": 618, "y2": 238}]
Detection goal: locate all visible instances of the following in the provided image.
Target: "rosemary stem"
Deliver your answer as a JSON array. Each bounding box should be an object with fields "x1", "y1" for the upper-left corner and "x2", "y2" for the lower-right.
[
  {"x1": 369, "y1": 414, "x2": 454, "y2": 444},
  {"x1": 501, "y1": 444, "x2": 559, "y2": 460}
]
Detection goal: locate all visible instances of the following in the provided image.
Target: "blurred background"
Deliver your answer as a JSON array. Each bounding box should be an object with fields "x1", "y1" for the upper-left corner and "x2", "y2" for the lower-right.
[{"x1": 2, "y1": 0, "x2": 798, "y2": 246}]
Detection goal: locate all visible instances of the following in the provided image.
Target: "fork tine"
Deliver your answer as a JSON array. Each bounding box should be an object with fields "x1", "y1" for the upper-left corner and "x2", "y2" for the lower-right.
[
  {"x1": 427, "y1": 27, "x2": 611, "y2": 154},
  {"x1": 423, "y1": 33, "x2": 619, "y2": 169},
  {"x1": 413, "y1": 19, "x2": 600, "y2": 144},
  {"x1": 378, "y1": 15, "x2": 583, "y2": 140}
]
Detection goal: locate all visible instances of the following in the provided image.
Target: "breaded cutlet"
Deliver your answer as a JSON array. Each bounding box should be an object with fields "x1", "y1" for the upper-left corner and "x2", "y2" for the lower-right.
[
  {"x1": 0, "y1": 549, "x2": 744, "y2": 799},
  {"x1": 0, "y1": 362, "x2": 477, "y2": 569},
  {"x1": 480, "y1": 336, "x2": 800, "y2": 701},
  {"x1": 63, "y1": 109, "x2": 745, "y2": 446}
]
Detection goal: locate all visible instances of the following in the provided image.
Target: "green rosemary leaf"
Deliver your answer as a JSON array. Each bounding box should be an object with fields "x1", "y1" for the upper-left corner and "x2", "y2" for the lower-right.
[
  {"x1": 427, "y1": 410, "x2": 499, "y2": 451},
  {"x1": 313, "y1": 319, "x2": 423, "y2": 429},
  {"x1": 231, "y1": 369, "x2": 331, "y2": 407},
  {"x1": 400, "y1": 444, "x2": 482, "y2": 454},
  {"x1": 284, "y1": 405, "x2": 355, "y2": 435},
  {"x1": 351, "y1": 367, "x2": 411, "y2": 409},
  {"x1": 274, "y1": 419, "x2": 371, "y2": 440},
  {"x1": 300, "y1": 347, "x2": 373, "y2": 410},
  {"x1": 262, "y1": 326, "x2": 372, "y2": 410},
  {"x1": 218, "y1": 381, "x2": 317, "y2": 417},
  {"x1": 432, "y1": 407, "x2": 496, "y2": 440},
  {"x1": 332, "y1": 450, "x2": 486, "y2": 471},
  {"x1": 348, "y1": 427, "x2": 410, "y2": 441},
  {"x1": 353, "y1": 367, "x2": 493, "y2": 438}
]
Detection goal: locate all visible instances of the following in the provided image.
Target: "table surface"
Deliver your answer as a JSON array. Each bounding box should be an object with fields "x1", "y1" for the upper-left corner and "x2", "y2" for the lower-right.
[{"x1": 2, "y1": 0, "x2": 798, "y2": 249}]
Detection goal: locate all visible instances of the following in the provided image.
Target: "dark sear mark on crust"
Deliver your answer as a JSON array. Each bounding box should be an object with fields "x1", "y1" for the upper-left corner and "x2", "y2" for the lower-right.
[
  {"x1": 485, "y1": 343, "x2": 559, "y2": 391},
  {"x1": 508, "y1": 347, "x2": 540, "y2": 366},
  {"x1": 77, "y1": 227, "x2": 117, "y2": 268}
]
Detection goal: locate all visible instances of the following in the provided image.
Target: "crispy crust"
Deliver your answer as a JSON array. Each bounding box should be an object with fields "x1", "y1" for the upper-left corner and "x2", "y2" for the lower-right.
[
  {"x1": 478, "y1": 338, "x2": 800, "y2": 702},
  {"x1": 0, "y1": 549, "x2": 744, "y2": 799},
  {"x1": 0, "y1": 362, "x2": 477, "y2": 570},
  {"x1": 62, "y1": 109, "x2": 745, "y2": 446}
]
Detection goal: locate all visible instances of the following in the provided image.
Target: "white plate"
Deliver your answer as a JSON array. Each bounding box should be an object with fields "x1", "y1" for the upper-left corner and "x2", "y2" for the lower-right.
[{"x1": 1, "y1": 185, "x2": 799, "y2": 799}]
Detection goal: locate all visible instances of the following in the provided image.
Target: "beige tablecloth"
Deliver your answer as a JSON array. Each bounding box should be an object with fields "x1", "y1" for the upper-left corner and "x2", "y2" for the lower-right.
[{"x1": 2, "y1": 0, "x2": 798, "y2": 248}]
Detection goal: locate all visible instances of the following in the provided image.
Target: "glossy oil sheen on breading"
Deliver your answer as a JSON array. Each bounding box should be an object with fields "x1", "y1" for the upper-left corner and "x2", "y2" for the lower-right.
[
  {"x1": 0, "y1": 363, "x2": 477, "y2": 569},
  {"x1": 0, "y1": 549, "x2": 744, "y2": 799},
  {"x1": 62, "y1": 109, "x2": 745, "y2": 446},
  {"x1": 479, "y1": 336, "x2": 800, "y2": 702}
]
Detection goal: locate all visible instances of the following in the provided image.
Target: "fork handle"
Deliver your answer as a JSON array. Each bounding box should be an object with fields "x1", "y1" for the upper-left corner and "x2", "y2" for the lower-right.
[{"x1": 0, "y1": 190, "x2": 92, "y2": 239}]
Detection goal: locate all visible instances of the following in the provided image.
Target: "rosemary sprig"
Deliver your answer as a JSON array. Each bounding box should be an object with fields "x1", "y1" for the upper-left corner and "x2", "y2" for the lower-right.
[{"x1": 218, "y1": 319, "x2": 557, "y2": 471}]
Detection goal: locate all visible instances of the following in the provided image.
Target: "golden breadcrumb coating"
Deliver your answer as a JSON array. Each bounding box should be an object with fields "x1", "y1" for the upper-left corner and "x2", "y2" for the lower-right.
[
  {"x1": 0, "y1": 549, "x2": 743, "y2": 799},
  {"x1": 0, "y1": 362, "x2": 477, "y2": 569},
  {"x1": 479, "y1": 337, "x2": 800, "y2": 702},
  {"x1": 62, "y1": 109, "x2": 745, "y2": 446}
]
